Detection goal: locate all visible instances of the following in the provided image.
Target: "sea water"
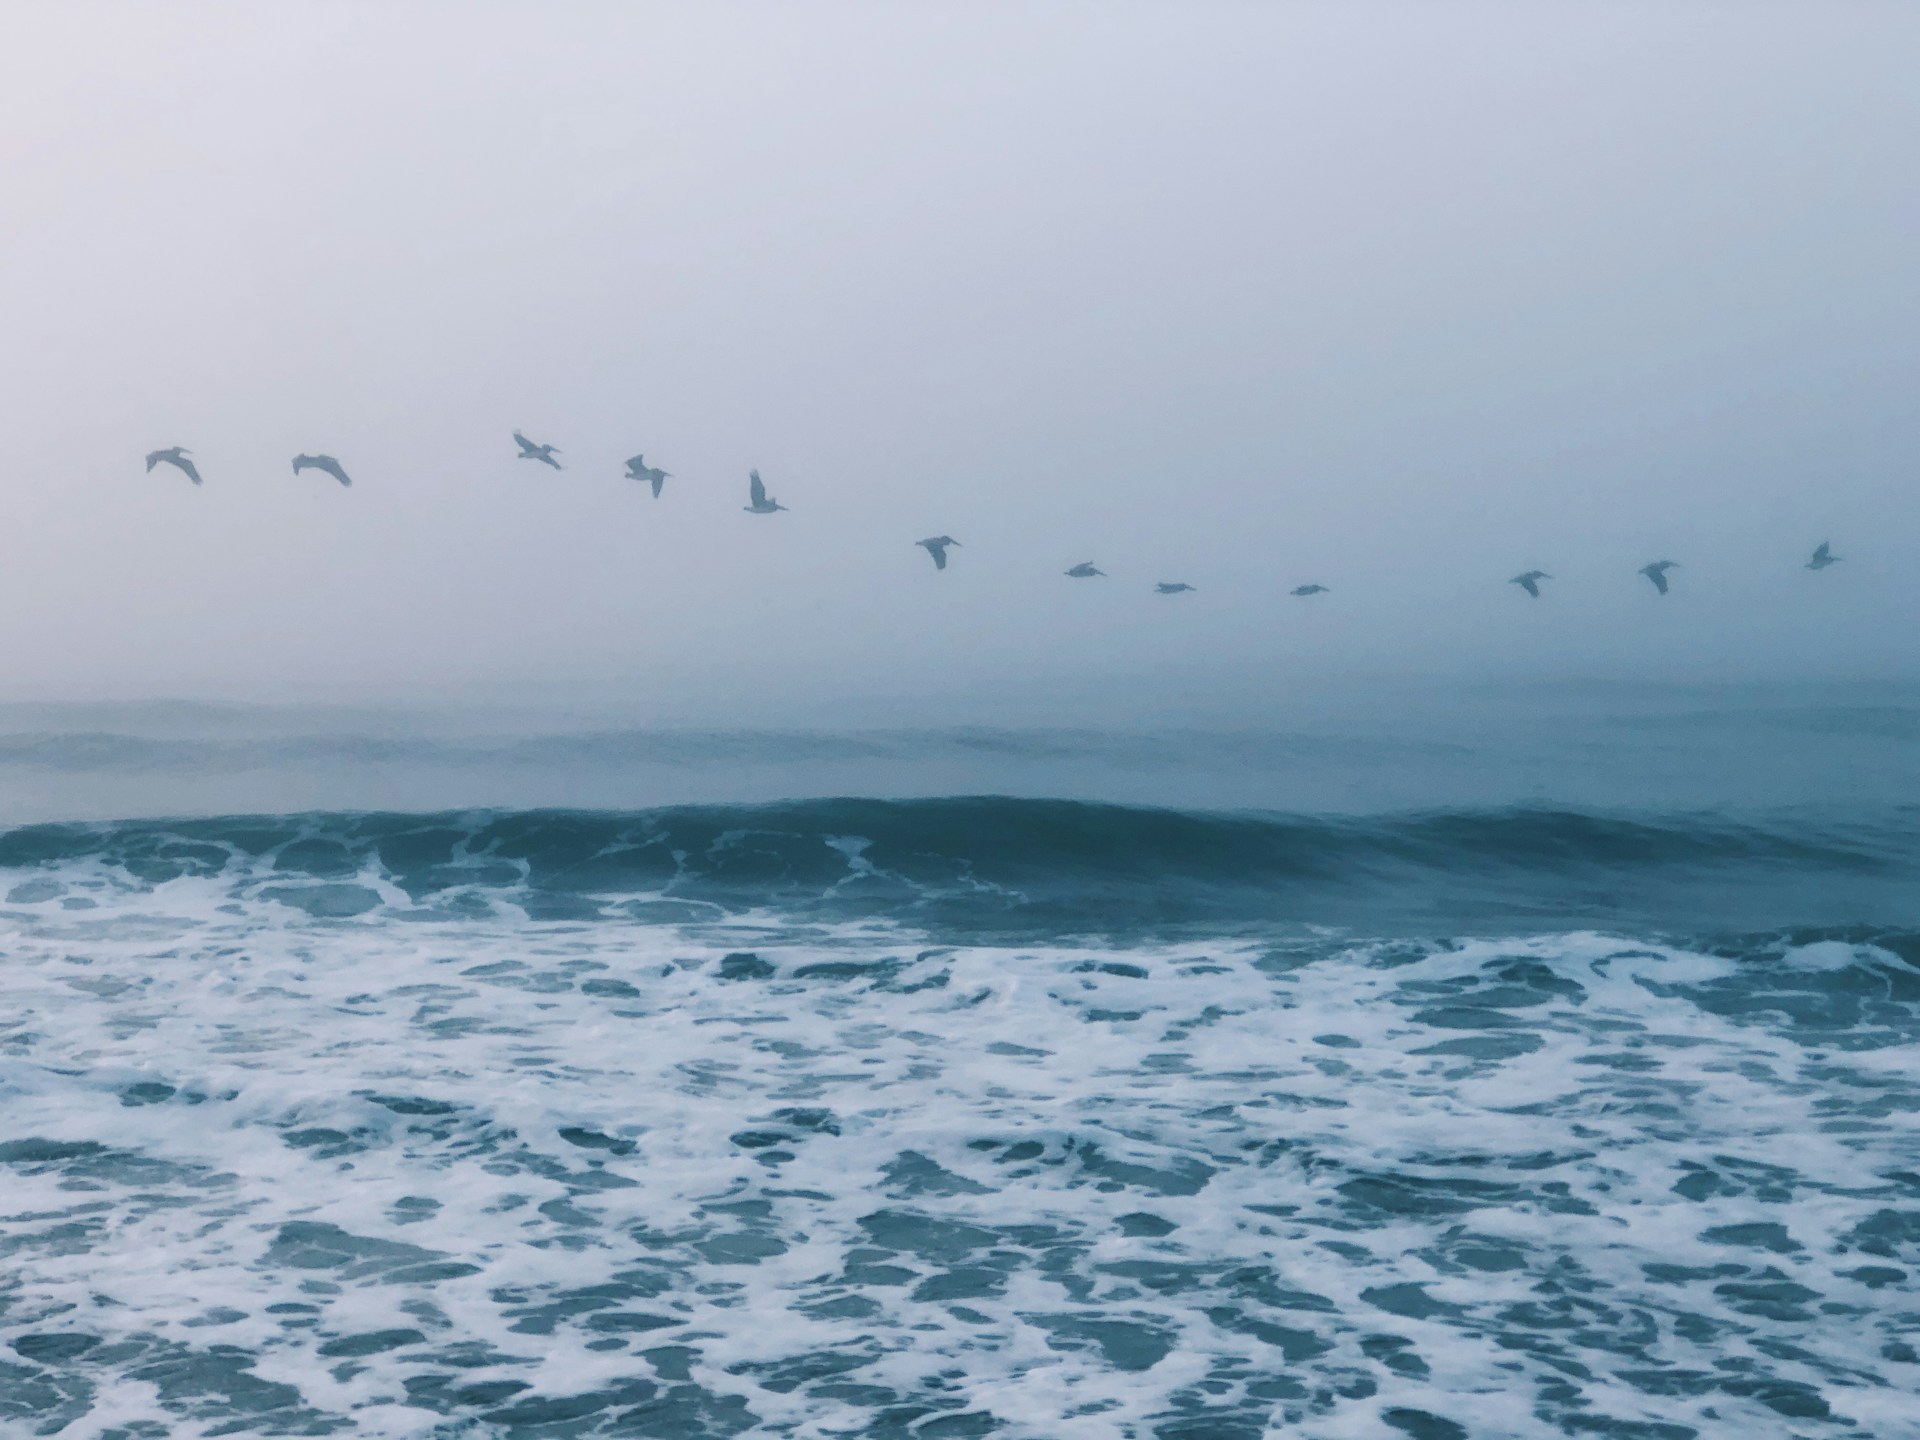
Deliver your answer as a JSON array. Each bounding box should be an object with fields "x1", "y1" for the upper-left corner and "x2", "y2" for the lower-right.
[{"x1": 1, "y1": 700, "x2": 1918, "y2": 1438}]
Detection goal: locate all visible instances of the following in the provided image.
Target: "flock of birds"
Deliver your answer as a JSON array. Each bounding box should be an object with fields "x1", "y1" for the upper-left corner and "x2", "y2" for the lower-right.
[{"x1": 143, "y1": 435, "x2": 1846, "y2": 596}]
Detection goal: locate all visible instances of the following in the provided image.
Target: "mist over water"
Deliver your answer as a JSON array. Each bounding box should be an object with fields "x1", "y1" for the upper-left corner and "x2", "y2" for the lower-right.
[{"x1": 1, "y1": 3, "x2": 1918, "y2": 709}]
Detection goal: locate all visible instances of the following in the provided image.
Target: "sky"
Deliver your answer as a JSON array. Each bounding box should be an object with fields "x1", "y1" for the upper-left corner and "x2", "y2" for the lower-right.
[{"x1": 1, "y1": 1, "x2": 1915, "y2": 727}]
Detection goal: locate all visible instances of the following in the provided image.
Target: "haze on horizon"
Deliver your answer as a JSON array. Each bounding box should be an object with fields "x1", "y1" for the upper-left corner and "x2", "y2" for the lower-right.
[{"x1": 1, "y1": 1, "x2": 1915, "y2": 729}]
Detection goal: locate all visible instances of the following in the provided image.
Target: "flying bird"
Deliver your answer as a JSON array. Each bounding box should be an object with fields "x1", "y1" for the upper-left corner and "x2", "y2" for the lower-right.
[
  {"x1": 292, "y1": 454, "x2": 351, "y2": 487},
  {"x1": 145, "y1": 447, "x2": 202, "y2": 486},
  {"x1": 625, "y1": 455, "x2": 670, "y2": 498},
  {"x1": 1806, "y1": 542, "x2": 1840, "y2": 571},
  {"x1": 917, "y1": 536, "x2": 960, "y2": 570},
  {"x1": 1066, "y1": 563, "x2": 1105, "y2": 578},
  {"x1": 1639, "y1": 561, "x2": 1679, "y2": 595},
  {"x1": 1510, "y1": 570, "x2": 1552, "y2": 598},
  {"x1": 1155, "y1": 582, "x2": 1195, "y2": 594},
  {"x1": 744, "y1": 469, "x2": 786, "y2": 513},
  {"x1": 513, "y1": 431, "x2": 561, "y2": 469},
  {"x1": 1291, "y1": 584, "x2": 1328, "y2": 597}
]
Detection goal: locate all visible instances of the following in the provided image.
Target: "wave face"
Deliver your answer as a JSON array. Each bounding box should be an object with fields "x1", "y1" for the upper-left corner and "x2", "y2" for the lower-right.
[
  {"x1": 2, "y1": 798, "x2": 1919, "y2": 937},
  {"x1": 2, "y1": 802, "x2": 1918, "y2": 1437}
]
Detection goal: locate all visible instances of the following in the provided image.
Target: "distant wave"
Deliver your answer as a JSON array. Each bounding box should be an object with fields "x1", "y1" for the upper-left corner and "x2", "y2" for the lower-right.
[{"x1": 4, "y1": 798, "x2": 1917, "y2": 937}]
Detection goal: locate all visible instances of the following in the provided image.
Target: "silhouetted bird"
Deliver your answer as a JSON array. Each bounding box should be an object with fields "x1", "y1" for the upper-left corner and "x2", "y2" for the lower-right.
[
  {"x1": 1066, "y1": 563, "x2": 1105, "y2": 578},
  {"x1": 1156, "y1": 582, "x2": 1195, "y2": 594},
  {"x1": 1291, "y1": 584, "x2": 1328, "y2": 597},
  {"x1": 917, "y1": 536, "x2": 960, "y2": 570},
  {"x1": 292, "y1": 454, "x2": 351, "y2": 487},
  {"x1": 625, "y1": 455, "x2": 670, "y2": 497},
  {"x1": 1511, "y1": 570, "x2": 1551, "y2": 598},
  {"x1": 514, "y1": 431, "x2": 561, "y2": 469},
  {"x1": 145, "y1": 447, "x2": 201, "y2": 486},
  {"x1": 744, "y1": 469, "x2": 786, "y2": 513},
  {"x1": 1639, "y1": 561, "x2": 1679, "y2": 595},
  {"x1": 1806, "y1": 542, "x2": 1840, "y2": 571}
]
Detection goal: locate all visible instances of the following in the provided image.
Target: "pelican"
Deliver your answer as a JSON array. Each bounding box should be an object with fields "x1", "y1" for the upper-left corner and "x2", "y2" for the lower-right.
[
  {"x1": 513, "y1": 430, "x2": 561, "y2": 469},
  {"x1": 917, "y1": 536, "x2": 960, "y2": 570},
  {"x1": 1510, "y1": 570, "x2": 1551, "y2": 598},
  {"x1": 292, "y1": 454, "x2": 351, "y2": 487},
  {"x1": 625, "y1": 455, "x2": 670, "y2": 498},
  {"x1": 1806, "y1": 542, "x2": 1840, "y2": 571},
  {"x1": 1066, "y1": 562, "x2": 1105, "y2": 578},
  {"x1": 1155, "y1": 582, "x2": 1195, "y2": 594},
  {"x1": 1639, "y1": 560, "x2": 1679, "y2": 595},
  {"x1": 1291, "y1": 584, "x2": 1328, "y2": 597},
  {"x1": 744, "y1": 469, "x2": 786, "y2": 513},
  {"x1": 145, "y1": 447, "x2": 202, "y2": 486}
]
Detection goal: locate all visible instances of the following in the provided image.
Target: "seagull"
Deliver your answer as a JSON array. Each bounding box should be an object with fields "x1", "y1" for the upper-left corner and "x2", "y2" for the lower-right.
[
  {"x1": 1065, "y1": 563, "x2": 1105, "y2": 578},
  {"x1": 744, "y1": 469, "x2": 786, "y2": 513},
  {"x1": 514, "y1": 430, "x2": 561, "y2": 469},
  {"x1": 1510, "y1": 570, "x2": 1551, "y2": 598},
  {"x1": 292, "y1": 454, "x2": 351, "y2": 487},
  {"x1": 1806, "y1": 542, "x2": 1840, "y2": 571},
  {"x1": 1291, "y1": 584, "x2": 1328, "y2": 597},
  {"x1": 917, "y1": 536, "x2": 960, "y2": 570},
  {"x1": 624, "y1": 455, "x2": 670, "y2": 498},
  {"x1": 1155, "y1": 582, "x2": 1195, "y2": 594},
  {"x1": 1639, "y1": 560, "x2": 1679, "y2": 595},
  {"x1": 145, "y1": 447, "x2": 202, "y2": 486}
]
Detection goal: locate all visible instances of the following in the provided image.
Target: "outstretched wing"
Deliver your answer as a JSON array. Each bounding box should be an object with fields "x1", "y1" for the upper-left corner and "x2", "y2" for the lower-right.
[
  {"x1": 174, "y1": 455, "x2": 203, "y2": 485},
  {"x1": 514, "y1": 430, "x2": 535, "y2": 455},
  {"x1": 1515, "y1": 575, "x2": 1539, "y2": 597},
  {"x1": 1646, "y1": 568, "x2": 1669, "y2": 594},
  {"x1": 144, "y1": 450, "x2": 164, "y2": 472},
  {"x1": 650, "y1": 473, "x2": 664, "y2": 498},
  {"x1": 320, "y1": 457, "x2": 351, "y2": 487},
  {"x1": 749, "y1": 470, "x2": 766, "y2": 506},
  {"x1": 1812, "y1": 542, "x2": 1830, "y2": 563},
  {"x1": 931, "y1": 544, "x2": 948, "y2": 569}
]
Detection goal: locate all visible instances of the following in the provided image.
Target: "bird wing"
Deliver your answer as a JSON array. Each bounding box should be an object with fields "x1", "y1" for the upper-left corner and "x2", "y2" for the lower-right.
[
  {"x1": 514, "y1": 431, "x2": 535, "y2": 454},
  {"x1": 1516, "y1": 576, "x2": 1539, "y2": 596},
  {"x1": 1647, "y1": 569, "x2": 1669, "y2": 594},
  {"x1": 749, "y1": 470, "x2": 767, "y2": 506},
  {"x1": 175, "y1": 455, "x2": 203, "y2": 485},
  {"x1": 144, "y1": 451, "x2": 164, "y2": 471},
  {"x1": 320, "y1": 457, "x2": 351, "y2": 486},
  {"x1": 1813, "y1": 542, "x2": 1830, "y2": 562},
  {"x1": 650, "y1": 474, "x2": 664, "y2": 498}
]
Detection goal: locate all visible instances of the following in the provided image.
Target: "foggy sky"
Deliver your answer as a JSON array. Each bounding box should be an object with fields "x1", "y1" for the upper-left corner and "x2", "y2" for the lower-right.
[{"x1": 2, "y1": 1, "x2": 1915, "y2": 727}]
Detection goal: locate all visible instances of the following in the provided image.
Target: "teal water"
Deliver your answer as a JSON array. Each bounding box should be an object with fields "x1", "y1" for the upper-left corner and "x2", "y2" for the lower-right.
[{"x1": 1, "y1": 699, "x2": 1917, "y2": 1437}]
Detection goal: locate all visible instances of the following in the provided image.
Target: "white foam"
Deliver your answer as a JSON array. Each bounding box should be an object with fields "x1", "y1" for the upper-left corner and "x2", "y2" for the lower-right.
[{"x1": 0, "y1": 869, "x2": 1913, "y2": 1437}]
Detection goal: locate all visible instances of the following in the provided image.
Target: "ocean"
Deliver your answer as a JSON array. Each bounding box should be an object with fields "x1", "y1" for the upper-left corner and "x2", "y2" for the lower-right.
[{"x1": 2, "y1": 691, "x2": 1917, "y2": 1438}]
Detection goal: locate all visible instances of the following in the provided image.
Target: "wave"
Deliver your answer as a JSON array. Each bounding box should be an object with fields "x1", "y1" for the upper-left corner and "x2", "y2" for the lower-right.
[{"x1": 4, "y1": 798, "x2": 1918, "y2": 937}]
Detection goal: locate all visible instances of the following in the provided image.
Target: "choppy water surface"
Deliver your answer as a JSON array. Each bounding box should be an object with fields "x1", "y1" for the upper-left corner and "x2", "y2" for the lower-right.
[{"x1": 2, "y1": 805, "x2": 1918, "y2": 1438}]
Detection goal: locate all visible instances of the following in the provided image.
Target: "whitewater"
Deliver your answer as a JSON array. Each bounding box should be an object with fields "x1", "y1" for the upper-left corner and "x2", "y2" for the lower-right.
[{"x1": 1, "y1": 801, "x2": 1917, "y2": 1438}]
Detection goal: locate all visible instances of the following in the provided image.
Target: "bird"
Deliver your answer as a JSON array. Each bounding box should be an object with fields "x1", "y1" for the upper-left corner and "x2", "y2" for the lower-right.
[
  {"x1": 292, "y1": 454, "x2": 351, "y2": 487},
  {"x1": 624, "y1": 455, "x2": 670, "y2": 498},
  {"x1": 1066, "y1": 563, "x2": 1105, "y2": 578},
  {"x1": 1806, "y1": 541, "x2": 1840, "y2": 571},
  {"x1": 744, "y1": 469, "x2": 786, "y2": 513},
  {"x1": 1639, "y1": 560, "x2": 1679, "y2": 595},
  {"x1": 1155, "y1": 582, "x2": 1195, "y2": 594},
  {"x1": 1291, "y1": 584, "x2": 1328, "y2": 597},
  {"x1": 917, "y1": 536, "x2": 960, "y2": 570},
  {"x1": 145, "y1": 447, "x2": 202, "y2": 485},
  {"x1": 514, "y1": 430, "x2": 561, "y2": 469},
  {"x1": 1510, "y1": 570, "x2": 1551, "y2": 598}
]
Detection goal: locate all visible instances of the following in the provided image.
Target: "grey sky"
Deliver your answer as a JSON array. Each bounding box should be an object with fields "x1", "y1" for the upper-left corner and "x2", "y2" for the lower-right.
[{"x1": 2, "y1": 1, "x2": 1915, "y2": 725}]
